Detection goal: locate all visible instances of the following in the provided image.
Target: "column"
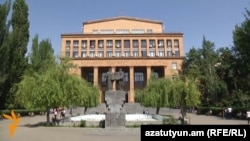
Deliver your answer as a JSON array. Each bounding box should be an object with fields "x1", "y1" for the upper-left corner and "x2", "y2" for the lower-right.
[
  {"x1": 93, "y1": 67, "x2": 98, "y2": 86},
  {"x1": 70, "y1": 40, "x2": 73, "y2": 57},
  {"x1": 130, "y1": 39, "x2": 133, "y2": 56},
  {"x1": 78, "y1": 40, "x2": 81, "y2": 57},
  {"x1": 104, "y1": 40, "x2": 107, "y2": 57},
  {"x1": 164, "y1": 66, "x2": 168, "y2": 77},
  {"x1": 95, "y1": 40, "x2": 98, "y2": 56},
  {"x1": 87, "y1": 39, "x2": 90, "y2": 56},
  {"x1": 146, "y1": 66, "x2": 151, "y2": 82},
  {"x1": 129, "y1": 66, "x2": 134, "y2": 103},
  {"x1": 112, "y1": 67, "x2": 116, "y2": 91},
  {"x1": 138, "y1": 39, "x2": 141, "y2": 57},
  {"x1": 155, "y1": 39, "x2": 158, "y2": 57},
  {"x1": 113, "y1": 39, "x2": 115, "y2": 56}
]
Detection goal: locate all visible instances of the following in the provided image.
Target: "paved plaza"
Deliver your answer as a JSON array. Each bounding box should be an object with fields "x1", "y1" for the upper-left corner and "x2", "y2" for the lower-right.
[{"x1": 0, "y1": 113, "x2": 248, "y2": 141}]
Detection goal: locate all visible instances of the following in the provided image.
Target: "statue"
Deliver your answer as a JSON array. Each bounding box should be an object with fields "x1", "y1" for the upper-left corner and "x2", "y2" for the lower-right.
[
  {"x1": 105, "y1": 68, "x2": 125, "y2": 91},
  {"x1": 105, "y1": 68, "x2": 113, "y2": 90},
  {"x1": 118, "y1": 68, "x2": 124, "y2": 90},
  {"x1": 104, "y1": 68, "x2": 126, "y2": 128}
]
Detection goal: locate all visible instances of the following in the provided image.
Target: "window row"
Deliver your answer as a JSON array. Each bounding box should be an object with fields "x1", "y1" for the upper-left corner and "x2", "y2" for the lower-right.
[
  {"x1": 66, "y1": 50, "x2": 180, "y2": 58},
  {"x1": 65, "y1": 39, "x2": 180, "y2": 49},
  {"x1": 92, "y1": 29, "x2": 153, "y2": 34}
]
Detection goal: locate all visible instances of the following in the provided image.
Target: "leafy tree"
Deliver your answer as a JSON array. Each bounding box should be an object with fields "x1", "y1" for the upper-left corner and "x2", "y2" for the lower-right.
[
  {"x1": 136, "y1": 75, "x2": 201, "y2": 117},
  {"x1": 171, "y1": 76, "x2": 201, "y2": 120},
  {"x1": 28, "y1": 34, "x2": 55, "y2": 73},
  {"x1": 0, "y1": 0, "x2": 11, "y2": 109},
  {"x1": 3, "y1": 0, "x2": 30, "y2": 108},
  {"x1": 12, "y1": 59, "x2": 100, "y2": 125},
  {"x1": 141, "y1": 76, "x2": 173, "y2": 114}
]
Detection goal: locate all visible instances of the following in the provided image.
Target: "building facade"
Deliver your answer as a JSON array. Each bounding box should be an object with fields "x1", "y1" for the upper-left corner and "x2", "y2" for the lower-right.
[{"x1": 61, "y1": 16, "x2": 184, "y2": 103}]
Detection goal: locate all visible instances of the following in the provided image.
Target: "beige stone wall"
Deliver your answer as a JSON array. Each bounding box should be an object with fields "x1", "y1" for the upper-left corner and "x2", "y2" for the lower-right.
[{"x1": 83, "y1": 19, "x2": 163, "y2": 34}]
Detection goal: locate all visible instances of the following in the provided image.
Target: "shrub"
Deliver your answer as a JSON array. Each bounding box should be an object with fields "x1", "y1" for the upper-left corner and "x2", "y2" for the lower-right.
[
  {"x1": 0, "y1": 109, "x2": 46, "y2": 117},
  {"x1": 79, "y1": 120, "x2": 86, "y2": 127},
  {"x1": 162, "y1": 116, "x2": 179, "y2": 125}
]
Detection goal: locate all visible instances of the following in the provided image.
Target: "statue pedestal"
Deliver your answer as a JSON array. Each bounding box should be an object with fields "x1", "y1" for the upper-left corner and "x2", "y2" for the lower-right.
[{"x1": 104, "y1": 90, "x2": 126, "y2": 128}]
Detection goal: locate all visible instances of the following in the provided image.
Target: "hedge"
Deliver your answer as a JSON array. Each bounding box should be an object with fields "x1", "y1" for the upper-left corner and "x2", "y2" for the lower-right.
[
  {"x1": 197, "y1": 107, "x2": 250, "y2": 119},
  {"x1": 0, "y1": 109, "x2": 46, "y2": 118}
]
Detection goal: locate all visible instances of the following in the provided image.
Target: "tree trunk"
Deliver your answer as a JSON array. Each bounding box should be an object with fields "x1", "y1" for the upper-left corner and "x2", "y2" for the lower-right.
[
  {"x1": 84, "y1": 107, "x2": 88, "y2": 115},
  {"x1": 156, "y1": 107, "x2": 160, "y2": 115},
  {"x1": 46, "y1": 108, "x2": 50, "y2": 126}
]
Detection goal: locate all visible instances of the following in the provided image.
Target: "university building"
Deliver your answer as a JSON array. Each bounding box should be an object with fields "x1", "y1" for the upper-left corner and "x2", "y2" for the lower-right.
[{"x1": 60, "y1": 16, "x2": 184, "y2": 103}]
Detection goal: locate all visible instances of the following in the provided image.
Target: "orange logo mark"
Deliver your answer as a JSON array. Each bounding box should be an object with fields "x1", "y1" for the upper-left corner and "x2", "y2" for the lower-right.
[{"x1": 3, "y1": 110, "x2": 21, "y2": 137}]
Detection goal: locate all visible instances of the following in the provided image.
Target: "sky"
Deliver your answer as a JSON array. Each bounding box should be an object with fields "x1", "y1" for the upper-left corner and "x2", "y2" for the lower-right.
[{"x1": 18, "y1": 0, "x2": 250, "y2": 55}]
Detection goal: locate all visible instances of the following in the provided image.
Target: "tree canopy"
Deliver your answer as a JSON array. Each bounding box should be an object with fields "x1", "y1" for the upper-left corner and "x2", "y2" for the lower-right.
[{"x1": 136, "y1": 75, "x2": 201, "y2": 116}]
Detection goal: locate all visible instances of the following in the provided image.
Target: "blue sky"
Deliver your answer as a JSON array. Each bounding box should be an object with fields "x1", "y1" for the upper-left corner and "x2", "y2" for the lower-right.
[{"x1": 22, "y1": 0, "x2": 250, "y2": 56}]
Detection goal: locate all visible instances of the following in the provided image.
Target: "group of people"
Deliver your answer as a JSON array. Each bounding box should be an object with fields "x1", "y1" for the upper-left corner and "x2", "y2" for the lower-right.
[{"x1": 53, "y1": 108, "x2": 66, "y2": 120}]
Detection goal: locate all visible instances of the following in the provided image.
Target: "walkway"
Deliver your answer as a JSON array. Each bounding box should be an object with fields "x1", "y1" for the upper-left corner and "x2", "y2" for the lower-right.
[{"x1": 0, "y1": 113, "x2": 248, "y2": 141}]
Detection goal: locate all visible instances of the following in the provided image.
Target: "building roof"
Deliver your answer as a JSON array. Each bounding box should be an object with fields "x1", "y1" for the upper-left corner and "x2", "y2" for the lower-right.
[{"x1": 83, "y1": 16, "x2": 163, "y2": 25}]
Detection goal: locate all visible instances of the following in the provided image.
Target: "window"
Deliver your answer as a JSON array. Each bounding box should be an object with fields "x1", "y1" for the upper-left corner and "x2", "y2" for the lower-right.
[
  {"x1": 133, "y1": 40, "x2": 139, "y2": 47},
  {"x1": 98, "y1": 40, "x2": 104, "y2": 48},
  {"x1": 149, "y1": 51, "x2": 155, "y2": 57},
  {"x1": 65, "y1": 51, "x2": 70, "y2": 57},
  {"x1": 172, "y1": 62, "x2": 177, "y2": 70},
  {"x1": 158, "y1": 51, "x2": 165, "y2": 57},
  {"x1": 106, "y1": 51, "x2": 112, "y2": 57},
  {"x1": 90, "y1": 40, "x2": 95, "y2": 48},
  {"x1": 115, "y1": 40, "x2": 121, "y2": 48},
  {"x1": 66, "y1": 40, "x2": 71, "y2": 46},
  {"x1": 98, "y1": 51, "x2": 104, "y2": 57},
  {"x1": 124, "y1": 51, "x2": 130, "y2": 57},
  {"x1": 106, "y1": 40, "x2": 113, "y2": 47},
  {"x1": 124, "y1": 72, "x2": 128, "y2": 81},
  {"x1": 73, "y1": 51, "x2": 78, "y2": 58},
  {"x1": 81, "y1": 40, "x2": 87, "y2": 48},
  {"x1": 89, "y1": 51, "x2": 95, "y2": 57},
  {"x1": 73, "y1": 46, "x2": 78, "y2": 58},
  {"x1": 141, "y1": 51, "x2": 147, "y2": 57},
  {"x1": 81, "y1": 51, "x2": 87, "y2": 57},
  {"x1": 158, "y1": 40, "x2": 164, "y2": 48},
  {"x1": 167, "y1": 40, "x2": 172, "y2": 48},
  {"x1": 175, "y1": 51, "x2": 180, "y2": 57},
  {"x1": 116, "y1": 51, "x2": 121, "y2": 57},
  {"x1": 135, "y1": 72, "x2": 144, "y2": 82},
  {"x1": 85, "y1": 72, "x2": 93, "y2": 83},
  {"x1": 167, "y1": 51, "x2": 172, "y2": 57},
  {"x1": 149, "y1": 40, "x2": 155, "y2": 48},
  {"x1": 174, "y1": 39, "x2": 179, "y2": 48},
  {"x1": 124, "y1": 40, "x2": 130, "y2": 48},
  {"x1": 73, "y1": 40, "x2": 79, "y2": 47},
  {"x1": 141, "y1": 40, "x2": 147, "y2": 48},
  {"x1": 133, "y1": 51, "x2": 139, "y2": 57},
  {"x1": 101, "y1": 72, "x2": 107, "y2": 86},
  {"x1": 66, "y1": 46, "x2": 70, "y2": 51}
]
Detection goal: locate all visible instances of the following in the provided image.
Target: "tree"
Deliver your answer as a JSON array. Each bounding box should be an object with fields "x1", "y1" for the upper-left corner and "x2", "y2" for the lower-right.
[
  {"x1": 0, "y1": 0, "x2": 11, "y2": 109},
  {"x1": 12, "y1": 59, "x2": 100, "y2": 125},
  {"x1": 171, "y1": 76, "x2": 201, "y2": 120},
  {"x1": 28, "y1": 34, "x2": 55, "y2": 74},
  {"x1": 3, "y1": 0, "x2": 30, "y2": 108}
]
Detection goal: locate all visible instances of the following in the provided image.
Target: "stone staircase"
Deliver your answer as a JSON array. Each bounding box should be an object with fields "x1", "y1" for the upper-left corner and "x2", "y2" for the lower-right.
[{"x1": 70, "y1": 102, "x2": 181, "y2": 115}]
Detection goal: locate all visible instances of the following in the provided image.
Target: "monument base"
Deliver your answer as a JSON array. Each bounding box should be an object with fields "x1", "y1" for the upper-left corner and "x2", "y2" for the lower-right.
[{"x1": 105, "y1": 90, "x2": 126, "y2": 128}]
